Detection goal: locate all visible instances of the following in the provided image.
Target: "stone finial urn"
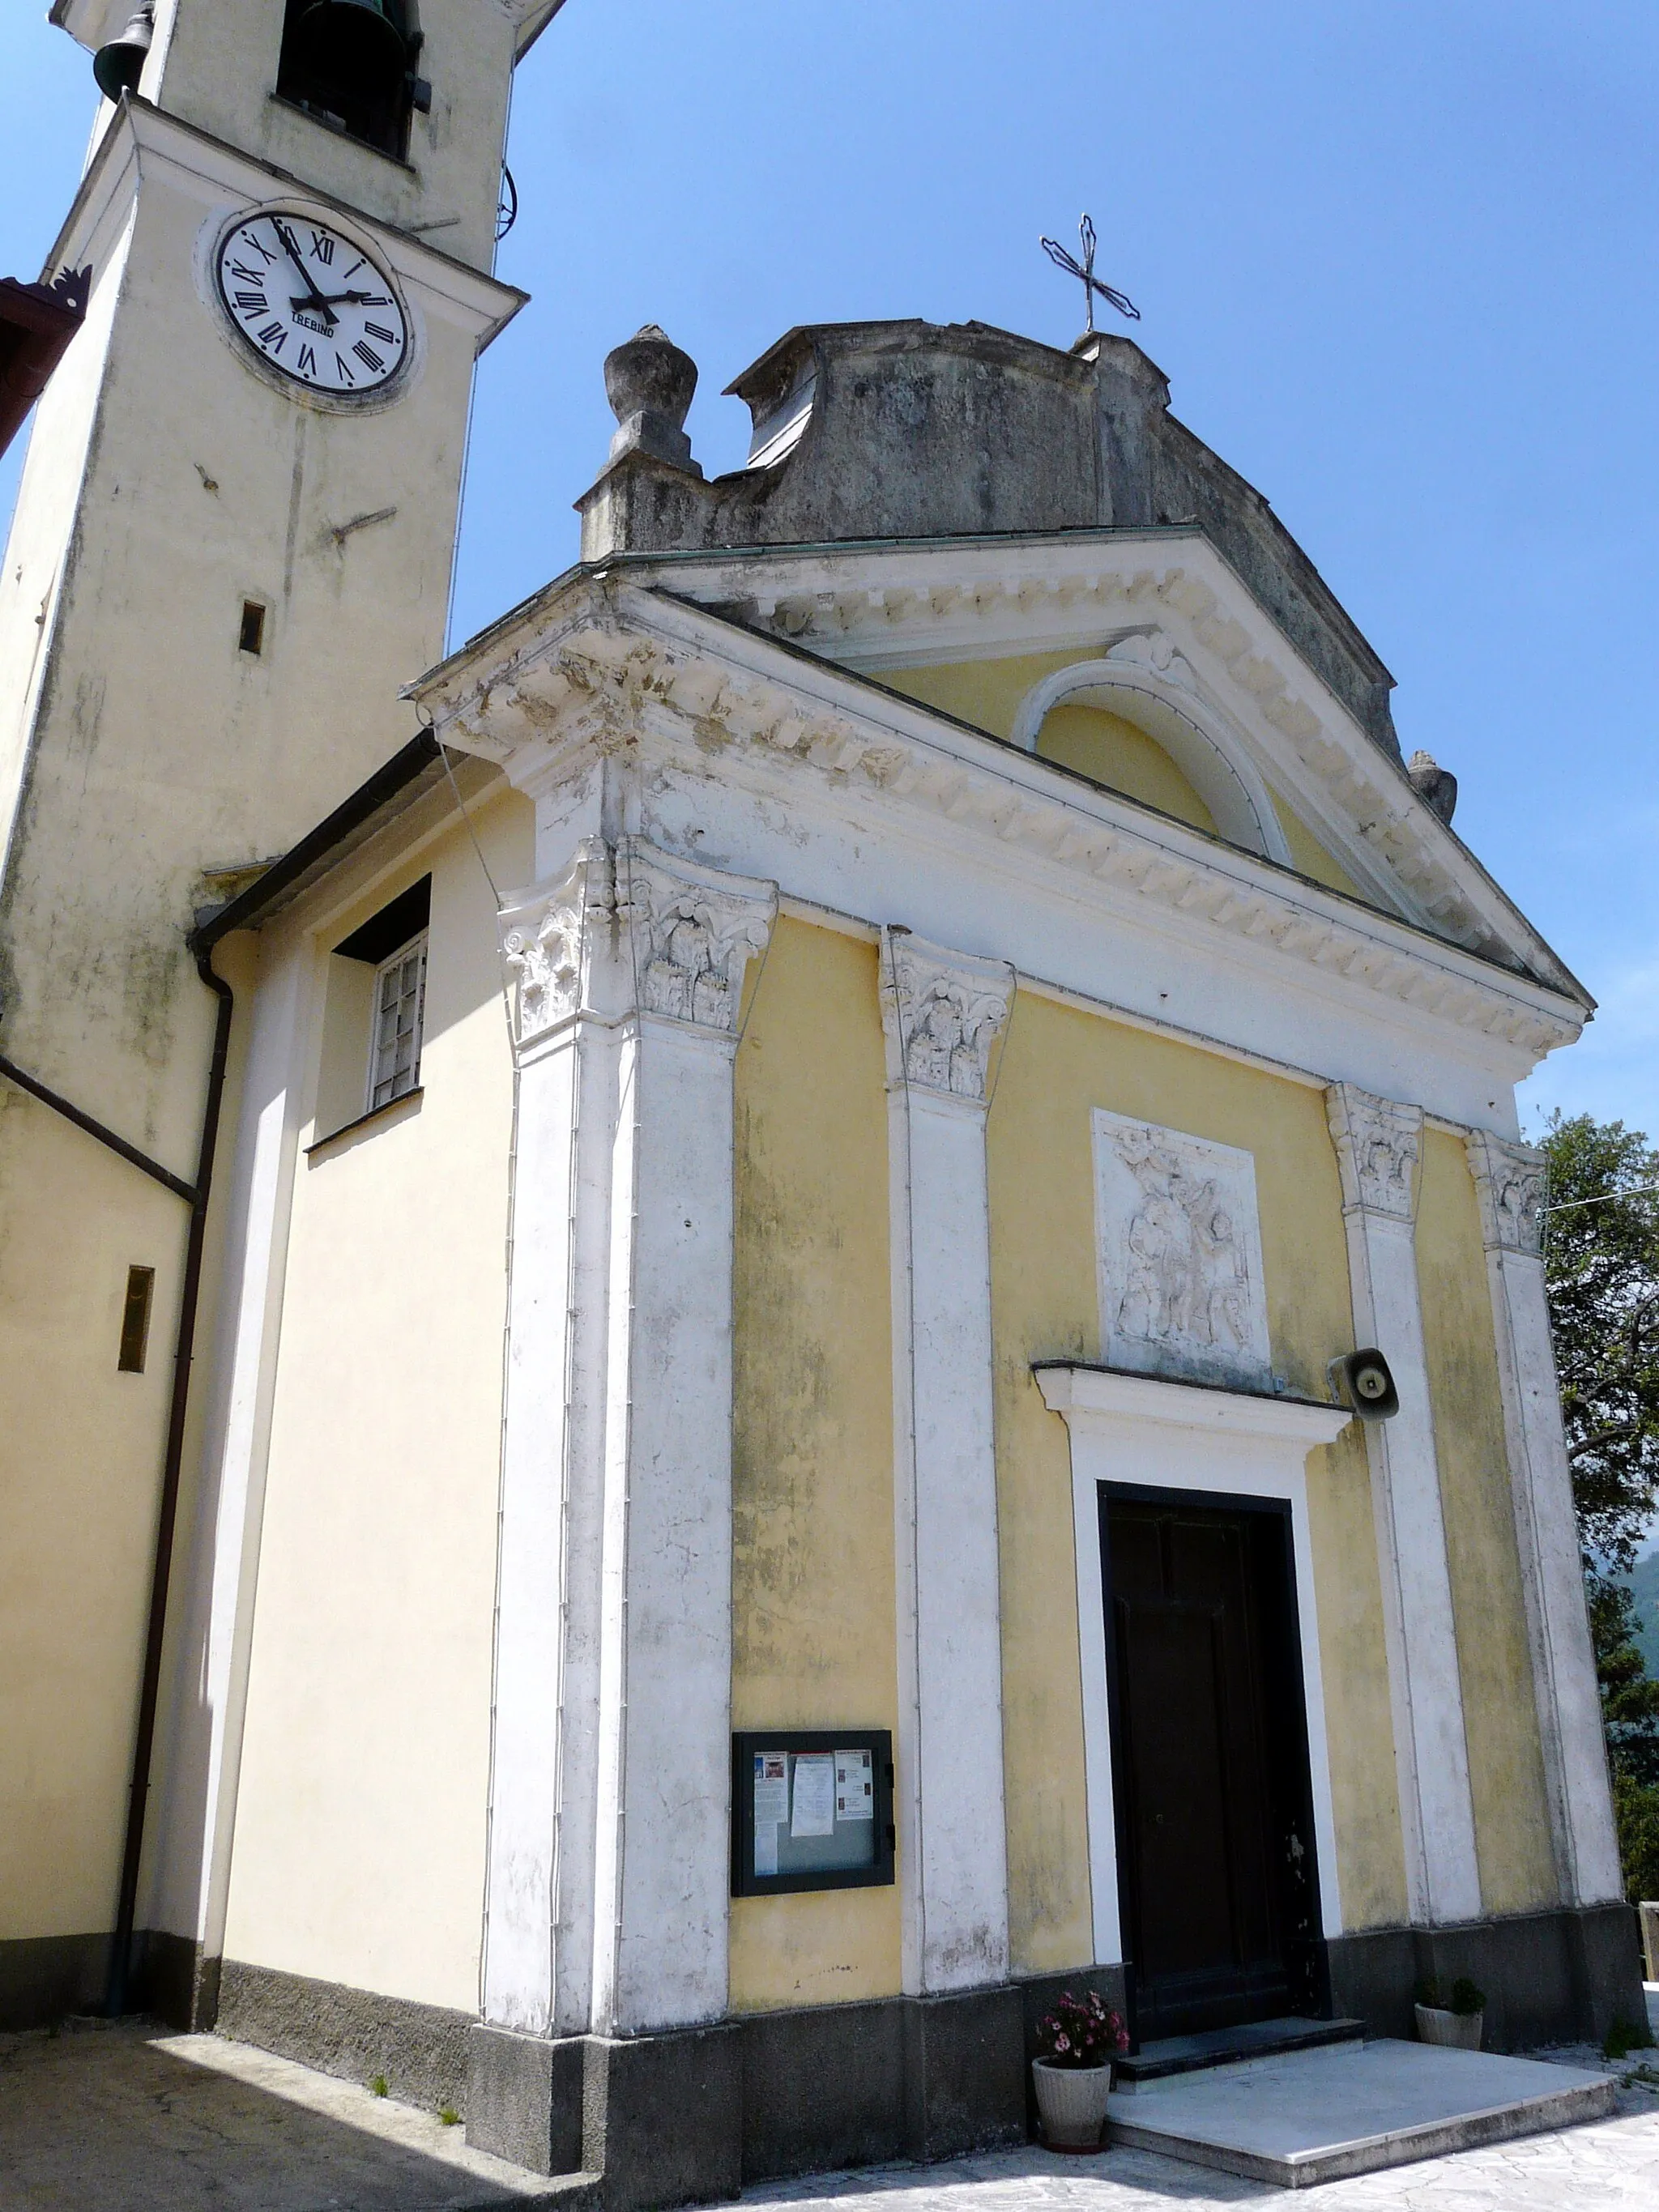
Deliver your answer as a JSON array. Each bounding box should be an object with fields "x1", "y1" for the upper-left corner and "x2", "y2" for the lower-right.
[{"x1": 602, "y1": 324, "x2": 702, "y2": 474}]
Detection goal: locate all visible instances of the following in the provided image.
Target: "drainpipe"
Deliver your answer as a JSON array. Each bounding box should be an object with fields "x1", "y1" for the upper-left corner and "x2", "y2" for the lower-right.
[{"x1": 0, "y1": 946, "x2": 235, "y2": 2018}]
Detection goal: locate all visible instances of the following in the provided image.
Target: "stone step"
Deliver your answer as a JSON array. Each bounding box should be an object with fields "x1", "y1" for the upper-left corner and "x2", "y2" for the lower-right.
[
  {"x1": 1106, "y1": 2037, "x2": 1614, "y2": 2188},
  {"x1": 1114, "y1": 2014, "x2": 1364, "y2": 2090}
]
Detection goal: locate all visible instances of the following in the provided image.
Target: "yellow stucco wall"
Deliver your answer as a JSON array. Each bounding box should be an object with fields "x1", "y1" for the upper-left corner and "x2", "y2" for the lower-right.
[
  {"x1": 985, "y1": 992, "x2": 1410, "y2": 1963},
  {"x1": 1415, "y1": 1130, "x2": 1558, "y2": 1915},
  {"x1": 728, "y1": 918, "x2": 902, "y2": 2010},
  {"x1": 1271, "y1": 796, "x2": 1365, "y2": 900},
  {"x1": 221, "y1": 790, "x2": 531, "y2": 2011}
]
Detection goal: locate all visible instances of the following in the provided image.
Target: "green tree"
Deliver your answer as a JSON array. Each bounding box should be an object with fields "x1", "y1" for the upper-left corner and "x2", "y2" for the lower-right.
[{"x1": 1540, "y1": 1112, "x2": 1659, "y2": 1903}]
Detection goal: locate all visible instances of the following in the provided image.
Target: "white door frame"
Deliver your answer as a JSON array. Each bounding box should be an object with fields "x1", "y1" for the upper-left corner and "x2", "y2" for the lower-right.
[{"x1": 1035, "y1": 1364, "x2": 1352, "y2": 1965}]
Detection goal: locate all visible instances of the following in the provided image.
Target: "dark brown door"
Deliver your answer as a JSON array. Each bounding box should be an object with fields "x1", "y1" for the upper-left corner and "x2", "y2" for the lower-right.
[{"x1": 1102, "y1": 1489, "x2": 1324, "y2": 2043}]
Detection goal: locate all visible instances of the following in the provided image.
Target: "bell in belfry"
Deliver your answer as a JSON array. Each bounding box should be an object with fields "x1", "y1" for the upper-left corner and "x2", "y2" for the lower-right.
[
  {"x1": 287, "y1": 0, "x2": 410, "y2": 103},
  {"x1": 92, "y1": 2, "x2": 155, "y2": 102}
]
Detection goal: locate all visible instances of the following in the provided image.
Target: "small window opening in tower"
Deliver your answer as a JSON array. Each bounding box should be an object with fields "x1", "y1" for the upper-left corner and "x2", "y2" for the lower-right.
[
  {"x1": 117, "y1": 1265, "x2": 156, "y2": 1374},
  {"x1": 276, "y1": 0, "x2": 422, "y2": 161},
  {"x1": 239, "y1": 601, "x2": 267, "y2": 656}
]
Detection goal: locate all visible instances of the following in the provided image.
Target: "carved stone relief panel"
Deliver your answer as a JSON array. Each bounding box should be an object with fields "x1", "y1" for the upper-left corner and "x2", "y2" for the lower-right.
[
  {"x1": 1093, "y1": 1108, "x2": 1273, "y2": 1388},
  {"x1": 1467, "y1": 1130, "x2": 1546, "y2": 1259}
]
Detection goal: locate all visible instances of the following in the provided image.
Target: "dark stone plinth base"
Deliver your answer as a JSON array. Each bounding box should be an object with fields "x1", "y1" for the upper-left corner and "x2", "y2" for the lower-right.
[
  {"x1": 467, "y1": 1982, "x2": 1033, "y2": 2205},
  {"x1": 1327, "y1": 1901, "x2": 1647, "y2": 2051}
]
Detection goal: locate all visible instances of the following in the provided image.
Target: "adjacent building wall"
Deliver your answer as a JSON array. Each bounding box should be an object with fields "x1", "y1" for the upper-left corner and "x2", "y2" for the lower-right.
[
  {"x1": 220, "y1": 795, "x2": 528, "y2": 2012},
  {"x1": 727, "y1": 918, "x2": 901, "y2": 2010}
]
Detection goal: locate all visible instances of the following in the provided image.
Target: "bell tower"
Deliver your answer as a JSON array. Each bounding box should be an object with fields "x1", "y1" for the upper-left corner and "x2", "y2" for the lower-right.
[{"x1": 0, "y1": 0, "x2": 565, "y2": 2029}]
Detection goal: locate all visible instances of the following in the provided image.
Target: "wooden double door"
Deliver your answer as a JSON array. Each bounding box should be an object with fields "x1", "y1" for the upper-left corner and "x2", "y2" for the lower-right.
[{"x1": 1102, "y1": 1488, "x2": 1326, "y2": 2044}]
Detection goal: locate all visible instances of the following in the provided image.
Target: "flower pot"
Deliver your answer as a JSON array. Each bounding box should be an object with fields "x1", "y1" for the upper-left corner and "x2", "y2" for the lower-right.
[
  {"x1": 1414, "y1": 2002, "x2": 1483, "y2": 2050},
  {"x1": 1032, "y1": 2057, "x2": 1113, "y2": 2151}
]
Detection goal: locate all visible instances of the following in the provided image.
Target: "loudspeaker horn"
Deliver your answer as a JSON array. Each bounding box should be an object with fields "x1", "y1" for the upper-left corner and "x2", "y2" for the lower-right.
[{"x1": 1328, "y1": 1347, "x2": 1400, "y2": 1421}]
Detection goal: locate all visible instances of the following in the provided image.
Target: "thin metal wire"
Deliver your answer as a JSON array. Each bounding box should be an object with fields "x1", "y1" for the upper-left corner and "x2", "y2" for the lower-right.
[
  {"x1": 1540, "y1": 1180, "x2": 1659, "y2": 1218},
  {"x1": 1040, "y1": 213, "x2": 1140, "y2": 332},
  {"x1": 497, "y1": 163, "x2": 518, "y2": 244}
]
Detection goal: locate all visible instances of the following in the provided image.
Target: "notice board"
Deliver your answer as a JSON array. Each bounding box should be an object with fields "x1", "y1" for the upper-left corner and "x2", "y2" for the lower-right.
[{"x1": 731, "y1": 1728, "x2": 895, "y2": 1896}]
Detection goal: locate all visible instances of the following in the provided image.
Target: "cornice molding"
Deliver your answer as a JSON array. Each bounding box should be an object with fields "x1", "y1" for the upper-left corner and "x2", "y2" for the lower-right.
[
  {"x1": 1326, "y1": 1083, "x2": 1423, "y2": 1225},
  {"x1": 1466, "y1": 1130, "x2": 1546, "y2": 1259},
  {"x1": 1034, "y1": 1362, "x2": 1351, "y2": 1448},
  {"x1": 881, "y1": 930, "x2": 1014, "y2": 1106},
  {"x1": 412, "y1": 579, "x2": 1583, "y2": 1066}
]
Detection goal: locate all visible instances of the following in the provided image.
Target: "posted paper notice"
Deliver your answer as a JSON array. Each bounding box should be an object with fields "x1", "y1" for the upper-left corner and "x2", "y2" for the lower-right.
[
  {"x1": 835, "y1": 1749, "x2": 874, "y2": 1819},
  {"x1": 790, "y1": 1752, "x2": 836, "y2": 1838},
  {"x1": 753, "y1": 1754, "x2": 788, "y2": 1875}
]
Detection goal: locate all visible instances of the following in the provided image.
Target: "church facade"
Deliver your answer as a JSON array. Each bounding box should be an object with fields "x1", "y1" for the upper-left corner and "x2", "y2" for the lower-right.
[{"x1": 0, "y1": 6, "x2": 1644, "y2": 2205}]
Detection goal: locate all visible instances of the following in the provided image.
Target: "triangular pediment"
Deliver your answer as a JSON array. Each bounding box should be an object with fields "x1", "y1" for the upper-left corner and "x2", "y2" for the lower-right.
[
  {"x1": 590, "y1": 530, "x2": 1580, "y2": 1003},
  {"x1": 411, "y1": 537, "x2": 1589, "y2": 1071}
]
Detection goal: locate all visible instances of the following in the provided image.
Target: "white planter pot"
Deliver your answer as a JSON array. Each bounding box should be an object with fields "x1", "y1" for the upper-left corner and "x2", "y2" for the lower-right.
[
  {"x1": 1414, "y1": 2003, "x2": 1483, "y2": 2050},
  {"x1": 1032, "y1": 2058, "x2": 1113, "y2": 2150}
]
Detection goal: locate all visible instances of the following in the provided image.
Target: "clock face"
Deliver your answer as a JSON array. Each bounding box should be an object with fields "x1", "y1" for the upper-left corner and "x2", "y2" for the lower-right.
[{"x1": 215, "y1": 211, "x2": 409, "y2": 398}]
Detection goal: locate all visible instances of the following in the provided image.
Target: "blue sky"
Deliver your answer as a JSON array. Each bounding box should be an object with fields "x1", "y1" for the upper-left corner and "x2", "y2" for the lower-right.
[{"x1": 4, "y1": 1, "x2": 1657, "y2": 1141}]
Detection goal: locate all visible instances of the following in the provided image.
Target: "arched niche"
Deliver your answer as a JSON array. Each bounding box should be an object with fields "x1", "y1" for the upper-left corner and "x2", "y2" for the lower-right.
[{"x1": 1010, "y1": 646, "x2": 1294, "y2": 867}]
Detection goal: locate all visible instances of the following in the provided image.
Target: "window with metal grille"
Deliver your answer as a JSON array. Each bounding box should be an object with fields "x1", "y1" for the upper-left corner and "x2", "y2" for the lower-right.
[{"x1": 369, "y1": 934, "x2": 426, "y2": 1110}]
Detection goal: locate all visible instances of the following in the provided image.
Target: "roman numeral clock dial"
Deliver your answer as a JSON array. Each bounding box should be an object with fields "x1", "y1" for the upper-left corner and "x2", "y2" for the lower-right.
[{"x1": 215, "y1": 211, "x2": 409, "y2": 398}]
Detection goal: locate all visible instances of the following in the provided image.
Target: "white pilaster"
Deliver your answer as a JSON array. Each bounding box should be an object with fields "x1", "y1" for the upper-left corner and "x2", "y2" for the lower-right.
[
  {"x1": 1326, "y1": 1083, "x2": 1482, "y2": 1925},
  {"x1": 483, "y1": 839, "x2": 616, "y2": 2036},
  {"x1": 882, "y1": 928, "x2": 1013, "y2": 1993},
  {"x1": 1466, "y1": 1132, "x2": 1623, "y2": 1905},
  {"x1": 147, "y1": 934, "x2": 312, "y2": 1975},
  {"x1": 482, "y1": 834, "x2": 775, "y2": 2042}
]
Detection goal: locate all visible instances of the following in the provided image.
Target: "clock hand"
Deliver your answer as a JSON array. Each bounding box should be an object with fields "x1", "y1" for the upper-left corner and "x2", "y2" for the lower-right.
[
  {"x1": 271, "y1": 220, "x2": 338, "y2": 326},
  {"x1": 307, "y1": 289, "x2": 382, "y2": 309}
]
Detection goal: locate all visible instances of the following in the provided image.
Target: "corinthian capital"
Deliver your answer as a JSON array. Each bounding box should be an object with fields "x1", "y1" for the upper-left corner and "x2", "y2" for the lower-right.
[
  {"x1": 881, "y1": 929, "x2": 1015, "y2": 1106},
  {"x1": 1466, "y1": 1130, "x2": 1546, "y2": 1258},
  {"x1": 616, "y1": 837, "x2": 777, "y2": 1037},
  {"x1": 497, "y1": 838, "x2": 615, "y2": 1052},
  {"x1": 1325, "y1": 1082, "x2": 1422, "y2": 1223}
]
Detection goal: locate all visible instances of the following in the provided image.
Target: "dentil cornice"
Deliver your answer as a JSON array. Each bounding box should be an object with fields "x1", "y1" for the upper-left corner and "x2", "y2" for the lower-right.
[
  {"x1": 1326, "y1": 1084, "x2": 1423, "y2": 1225},
  {"x1": 1466, "y1": 1131, "x2": 1547, "y2": 1259},
  {"x1": 881, "y1": 931, "x2": 1014, "y2": 1106},
  {"x1": 409, "y1": 575, "x2": 1584, "y2": 1067}
]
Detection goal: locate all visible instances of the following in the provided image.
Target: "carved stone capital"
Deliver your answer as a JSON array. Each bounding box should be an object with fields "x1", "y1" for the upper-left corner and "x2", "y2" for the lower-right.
[
  {"x1": 497, "y1": 838, "x2": 614, "y2": 1052},
  {"x1": 616, "y1": 837, "x2": 777, "y2": 1037},
  {"x1": 881, "y1": 929, "x2": 1014, "y2": 1105},
  {"x1": 1325, "y1": 1082, "x2": 1422, "y2": 1224},
  {"x1": 1466, "y1": 1130, "x2": 1546, "y2": 1259}
]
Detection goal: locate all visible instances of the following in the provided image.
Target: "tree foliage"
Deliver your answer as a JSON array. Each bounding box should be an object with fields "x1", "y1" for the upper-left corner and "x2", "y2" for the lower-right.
[
  {"x1": 1539, "y1": 1113, "x2": 1659, "y2": 1573},
  {"x1": 1540, "y1": 1112, "x2": 1659, "y2": 1903}
]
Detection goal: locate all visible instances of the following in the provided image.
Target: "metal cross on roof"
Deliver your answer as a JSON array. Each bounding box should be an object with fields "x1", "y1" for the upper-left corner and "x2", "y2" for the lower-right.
[{"x1": 1040, "y1": 215, "x2": 1140, "y2": 333}]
